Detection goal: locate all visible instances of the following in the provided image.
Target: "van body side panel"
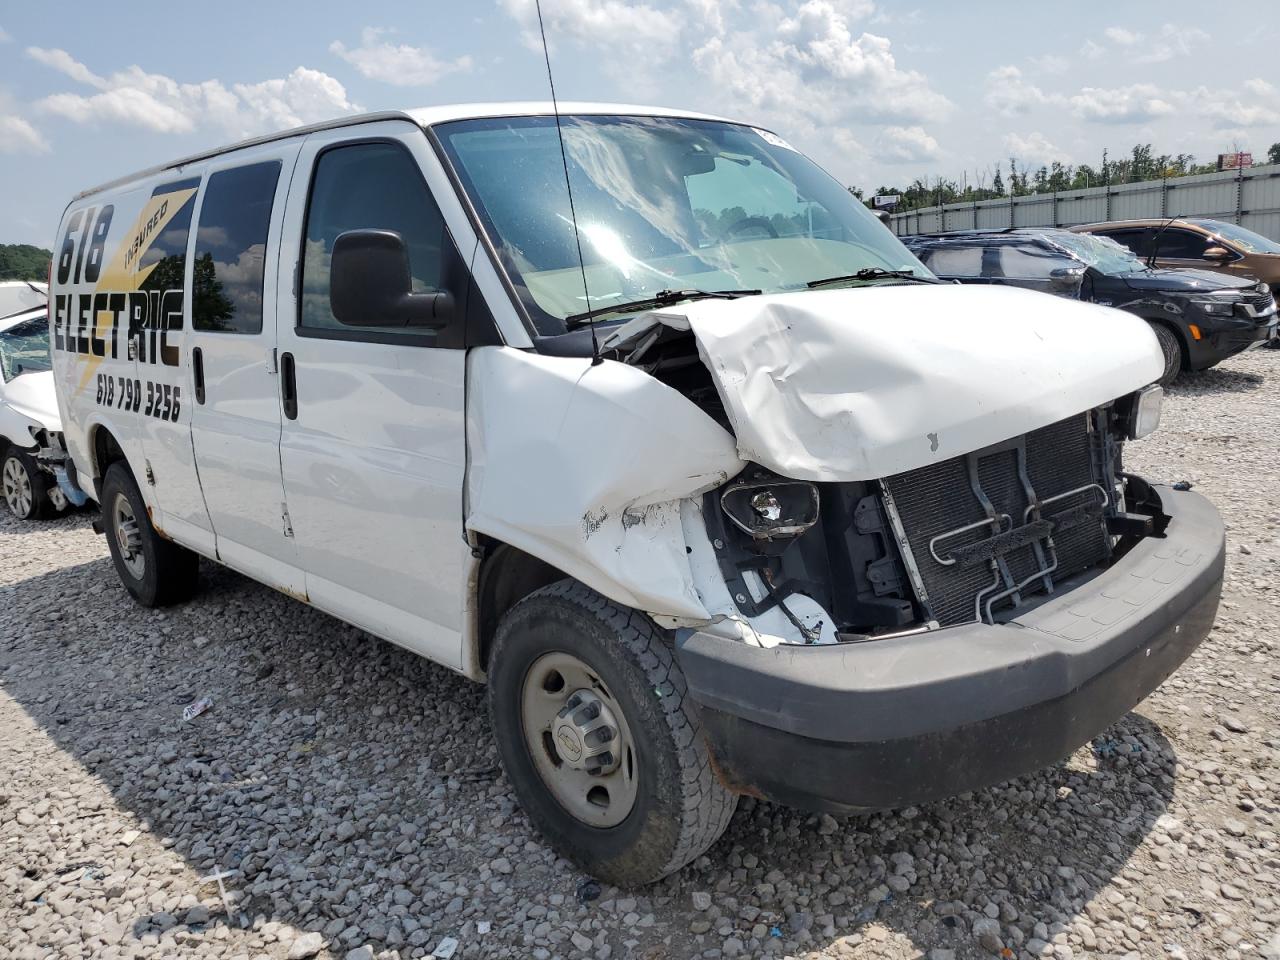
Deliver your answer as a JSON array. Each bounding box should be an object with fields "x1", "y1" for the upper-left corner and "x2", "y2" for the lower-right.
[
  {"x1": 49, "y1": 184, "x2": 201, "y2": 538},
  {"x1": 186, "y1": 143, "x2": 306, "y2": 594},
  {"x1": 463, "y1": 347, "x2": 745, "y2": 623},
  {"x1": 274, "y1": 122, "x2": 470, "y2": 671},
  {"x1": 136, "y1": 176, "x2": 214, "y2": 542}
]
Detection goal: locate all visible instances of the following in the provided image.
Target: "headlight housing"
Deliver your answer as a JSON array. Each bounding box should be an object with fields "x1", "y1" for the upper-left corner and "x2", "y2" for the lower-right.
[
  {"x1": 1126, "y1": 384, "x2": 1163, "y2": 440},
  {"x1": 1188, "y1": 296, "x2": 1238, "y2": 317},
  {"x1": 720, "y1": 473, "x2": 820, "y2": 548}
]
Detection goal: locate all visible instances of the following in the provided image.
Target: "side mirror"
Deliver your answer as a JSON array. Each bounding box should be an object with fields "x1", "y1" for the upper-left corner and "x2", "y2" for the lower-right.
[
  {"x1": 329, "y1": 230, "x2": 452, "y2": 329},
  {"x1": 1202, "y1": 245, "x2": 1232, "y2": 262},
  {"x1": 1049, "y1": 266, "x2": 1086, "y2": 292}
]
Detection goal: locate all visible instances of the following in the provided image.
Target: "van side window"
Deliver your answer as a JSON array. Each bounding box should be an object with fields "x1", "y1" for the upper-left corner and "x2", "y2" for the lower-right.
[
  {"x1": 193, "y1": 161, "x2": 281, "y2": 334},
  {"x1": 299, "y1": 141, "x2": 448, "y2": 335},
  {"x1": 140, "y1": 178, "x2": 200, "y2": 303}
]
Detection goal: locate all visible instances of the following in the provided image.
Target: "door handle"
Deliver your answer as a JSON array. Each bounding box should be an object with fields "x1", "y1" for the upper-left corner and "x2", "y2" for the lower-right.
[
  {"x1": 280, "y1": 352, "x2": 298, "y2": 420},
  {"x1": 192, "y1": 347, "x2": 205, "y2": 405}
]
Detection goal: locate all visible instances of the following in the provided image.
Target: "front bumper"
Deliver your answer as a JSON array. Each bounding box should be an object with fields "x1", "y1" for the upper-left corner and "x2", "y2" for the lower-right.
[
  {"x1": 1185, "y1": 312, "x2": 1276, "y2": 368},
  {"x1": 676, "y1": 486, "x2": 1224, "y2": 814}
]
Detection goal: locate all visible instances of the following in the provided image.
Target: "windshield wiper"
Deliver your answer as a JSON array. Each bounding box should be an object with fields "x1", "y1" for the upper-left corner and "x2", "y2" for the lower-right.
[
  {"x1": 806, "y1": 268, "x2": 940, "y2": 288},
  {"x1": 565, "y1": 288, "x2": 762, "y2": 326}
]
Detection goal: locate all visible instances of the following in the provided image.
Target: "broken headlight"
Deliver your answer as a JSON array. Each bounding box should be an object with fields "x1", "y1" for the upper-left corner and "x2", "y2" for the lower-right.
[{"x1": 720, "y1": 473, "x2": 820, "y2": 545}]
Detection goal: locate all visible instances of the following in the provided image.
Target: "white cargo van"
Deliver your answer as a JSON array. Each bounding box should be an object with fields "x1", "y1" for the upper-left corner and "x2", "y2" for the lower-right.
[{"x1": 52, "y1": 104, "x2": 1224, "y2": 885}]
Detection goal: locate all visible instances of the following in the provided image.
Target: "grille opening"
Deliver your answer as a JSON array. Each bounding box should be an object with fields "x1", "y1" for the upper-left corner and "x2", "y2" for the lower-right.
[{"x1": 882, "y1": 412, "x2": 1112, "y2": 627}]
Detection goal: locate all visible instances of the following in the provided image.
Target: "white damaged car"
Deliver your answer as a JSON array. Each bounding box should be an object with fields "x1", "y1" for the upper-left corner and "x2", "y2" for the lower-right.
[
  {"x1": 1, "y1": 283, "x2": 85, "y2": 520},
  {"x1": 50, "y1": 104, "x2": 1224, "y2": 884}
]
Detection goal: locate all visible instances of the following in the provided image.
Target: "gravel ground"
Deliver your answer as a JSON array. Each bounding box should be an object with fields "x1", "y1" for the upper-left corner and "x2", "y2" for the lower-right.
[{"x1": 2, "y1": 349, "x2": 1279, "y2": 960}]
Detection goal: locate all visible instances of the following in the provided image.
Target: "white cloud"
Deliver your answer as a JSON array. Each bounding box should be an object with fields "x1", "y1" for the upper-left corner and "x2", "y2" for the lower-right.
[
  {"x1": 690, "y1": 1, "x2": 951, "y2": 130},
  {"x1": 0, "y1": 25, "x2": 12, "y2": 43},
  {"x1": 28, "y1": 48, "x2": 358, "y2": 137},
  {"x1": 1194, "y1": 78, "x2": 1280, "y2": 129},
  {"x1": 501, "y1": 0, "x2": 684, "y2": 60},
  {"x1": 1137, "y1": 24, "x2": 1210, "y2": 63},
  {"x1": 1002, "y1": 131, "x2": 1062, "y2": 167},
  {"x1": 330, "y1": 27, "x2": 472, "y2": 86},
  {"x1": 499, "y1": 0, "x2": 947, "y2": 147},
  {"x1": 0, "y1": 114, "x2": 49, "y2": 154},
  {"x1": 27, "y1": 46, "x2": 107, "y2": 88},
  {"x1": 1091, "y1": 23, "x2": 1208, "y2": 63},
  {"x1": 1027, "y1": 54, "x2": 1069, "y2": 75},
  {"x1": 1068, "y1": 84, "x2": 1176, "y2": 123},
  {"x1": 1079, "y1": 39, "x2": 1105, "y2": 60},
  {"x1": 1103, "y1": 26, "x2": 1139, "y2": 46},
  {"x1": 983, "y1": 65, "x2": 1060, "y2": 117},
  {"x1": 877, "y1": 125, "x2": 940, "y2": 163},
  {"x1": 233, "y1": 69, "x2": 359, "y2": 131}
]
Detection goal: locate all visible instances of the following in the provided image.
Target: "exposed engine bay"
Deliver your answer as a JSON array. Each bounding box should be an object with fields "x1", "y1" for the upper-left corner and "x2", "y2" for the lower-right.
[{"x1": 610, "y1": 288, "x2": 1170, "y2": 641}]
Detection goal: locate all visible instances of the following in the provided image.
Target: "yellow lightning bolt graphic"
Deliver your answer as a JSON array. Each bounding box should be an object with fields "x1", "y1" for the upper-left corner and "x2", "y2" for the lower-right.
[{"x1": 74, "y1": 188, "x2": 197, "y2": 396}]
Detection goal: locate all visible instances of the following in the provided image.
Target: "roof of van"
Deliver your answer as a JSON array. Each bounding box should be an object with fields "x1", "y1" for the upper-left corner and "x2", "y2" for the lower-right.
[{"x1": 73, "y1": 102, "x2": 737, "y2": 202}]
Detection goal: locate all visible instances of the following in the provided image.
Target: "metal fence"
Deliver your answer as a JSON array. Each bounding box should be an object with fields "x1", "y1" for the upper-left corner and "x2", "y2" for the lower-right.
[{"x1": 889, "y1": 163, "x2": 1280, "y2": 242}]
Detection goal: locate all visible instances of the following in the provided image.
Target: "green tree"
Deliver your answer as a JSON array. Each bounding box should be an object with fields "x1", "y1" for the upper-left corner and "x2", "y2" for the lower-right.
[
  {"x1": 1268, "y1": 142, "x2": 1280, "y2": 165},
  {"x1": 0, "y1": 244, "x2": 53, "y2": 282}
]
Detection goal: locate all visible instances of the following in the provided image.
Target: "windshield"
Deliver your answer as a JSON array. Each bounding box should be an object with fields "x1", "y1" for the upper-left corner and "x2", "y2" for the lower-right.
[
  {"x1": 1189, "y1": 219, "x2": 1280, "y2": 255},
  {"x1": 0, "y1": 314, "x2": 51, "y2": 381},
  {"x1": 1048, "y1": 232, "x2": 1148, "y2": 275},
  {"x1": 435, "y1": 115, "x2": 931, "y2": 334}
]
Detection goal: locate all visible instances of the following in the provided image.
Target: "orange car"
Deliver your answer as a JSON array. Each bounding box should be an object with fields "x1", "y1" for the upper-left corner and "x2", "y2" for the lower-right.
[{"x1": 1071, "y1": 218, "x2": 1280, "y2": 295}]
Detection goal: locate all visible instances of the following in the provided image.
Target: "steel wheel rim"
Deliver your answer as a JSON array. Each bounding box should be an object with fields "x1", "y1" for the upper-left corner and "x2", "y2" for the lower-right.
[
  {"x1": 112, "y1": 492, "x2": 145, "y2": 579},
  {"x1": 520, "y1": 651, "x2": 639, "y2": 828},
  {"x1": 2, "y1": 457, "x2": 32, "y2": 518}
]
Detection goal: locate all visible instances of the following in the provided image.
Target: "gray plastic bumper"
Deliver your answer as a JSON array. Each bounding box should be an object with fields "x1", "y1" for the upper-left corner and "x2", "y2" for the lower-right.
[{"x1": 675, "y1": 486, "x2": 1224, "y2": 813}]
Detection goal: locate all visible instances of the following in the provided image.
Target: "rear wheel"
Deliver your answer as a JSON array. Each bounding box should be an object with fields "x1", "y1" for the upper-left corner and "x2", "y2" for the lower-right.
[
  {"x1": 2, "y1": 446, "x2": 53, "y2": 521},
  {"x1": 101, "y1": 462, "x2": 199, "y2": 607},
  {"x1": 488, "y1": 580, "x2": 737, "y2": 886},
  {"x1": 1150, "y1": 323, "x2": 1183, "y2": 385}
]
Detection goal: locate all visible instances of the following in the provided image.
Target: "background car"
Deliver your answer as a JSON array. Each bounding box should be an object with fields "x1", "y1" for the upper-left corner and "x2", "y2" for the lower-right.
[
  {"x1": 0, "y1": 306, "x2": 70, "y2": 520},
  {"x1": 0, "y1": 280, "x2": 49, "y2": 321},
  {"x1": 903, "y1": 228, "x2": 1277, "y2": 384},
  {"x1": 1070, "y1": 218, "x2": 1280, "y2": 294}
]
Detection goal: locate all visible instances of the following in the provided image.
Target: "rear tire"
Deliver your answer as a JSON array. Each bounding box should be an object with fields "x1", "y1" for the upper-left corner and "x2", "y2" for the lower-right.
[
  {"x1": 1150, "y1": 323, "x2": 1182, "y2": 385},
  {"x1": 2, "y1": 446, "x2": 53, "y2": 521},
  {"x1": 487, "y1": 580, "x2": 737, "y2": 886},
  {"x1": 101, "y1": 462, "x2": 199, "y2": 607}
]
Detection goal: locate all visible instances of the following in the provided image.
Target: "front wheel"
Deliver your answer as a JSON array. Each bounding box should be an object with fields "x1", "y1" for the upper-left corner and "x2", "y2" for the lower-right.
[
  {"x1": 101, "y1": 462, "x2": 199, "y2": 607},
  {"x1": 1150, "y1": 323, "x2": 1183, "y2": 385},
  {"x1": 488, "y1": 580, "x2": 737, "y2": 886},
  {"x1": 2, "y1": 446, "x2": 53, "y2": 521}
]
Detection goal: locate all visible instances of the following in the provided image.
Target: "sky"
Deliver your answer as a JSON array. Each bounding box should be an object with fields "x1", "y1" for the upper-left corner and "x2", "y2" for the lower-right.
[{"x1": 2, "y1": 0, "x2": 1278, "y2": 246}]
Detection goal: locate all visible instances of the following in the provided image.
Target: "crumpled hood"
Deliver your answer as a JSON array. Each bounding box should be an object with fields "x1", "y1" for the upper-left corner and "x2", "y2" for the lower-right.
[
  {"x1": 1120, "y1": 269, "x2": 1256, "y2": 293},
  {"x1": 2, "y1": 370, "x2": 62, "y2": 432},
  {"x1": 606, "y1": 284, "x2": 1163, "y2": 482}
]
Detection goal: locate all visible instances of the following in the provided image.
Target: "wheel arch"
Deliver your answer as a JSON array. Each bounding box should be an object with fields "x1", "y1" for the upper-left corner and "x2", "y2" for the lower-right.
[
  {"x1": 89, "y1": 422, "x2": 129, "y2": 494},
  {"x1": 468, "y1": 537, "x2": 572, "y2": 679},
  {"x1": 1132, "y1": 312, "x2": 1190, "y2": 371}
]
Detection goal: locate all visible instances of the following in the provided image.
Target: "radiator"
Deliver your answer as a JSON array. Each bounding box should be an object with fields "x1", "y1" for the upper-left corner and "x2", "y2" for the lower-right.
[{"x1": 882, "y1": 412, "x2": 1110, "y2": 626}]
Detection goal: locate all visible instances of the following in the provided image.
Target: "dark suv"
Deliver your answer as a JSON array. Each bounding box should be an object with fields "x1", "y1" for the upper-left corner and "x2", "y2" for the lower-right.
[{"x1": 903, "y1": 228, "x2": 1277, "y2": 383}]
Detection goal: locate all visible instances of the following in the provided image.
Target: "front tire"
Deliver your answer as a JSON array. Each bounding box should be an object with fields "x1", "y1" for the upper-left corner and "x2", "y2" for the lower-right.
[
  {"x1": 101, "y1": 462, "x2": 199, "y2": 607},
  {"x1": 2, "y1": 446, "x2": 53, "y2": 521},
  {"x1": 488, "y1": 580, "x2": 737, "y2": 886},
  {"x1": 1150, "y1": 323, "x2": 1183, "y2": 385}
]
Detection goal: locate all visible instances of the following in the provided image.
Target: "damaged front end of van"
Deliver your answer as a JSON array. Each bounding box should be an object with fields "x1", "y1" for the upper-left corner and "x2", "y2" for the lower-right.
[
  {"x1": 464, "y1": 281, "x2": 1223, "y2": 813},
  {"x1": 437, "y1": 108, "x2": 1222, "y2": 843}
]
